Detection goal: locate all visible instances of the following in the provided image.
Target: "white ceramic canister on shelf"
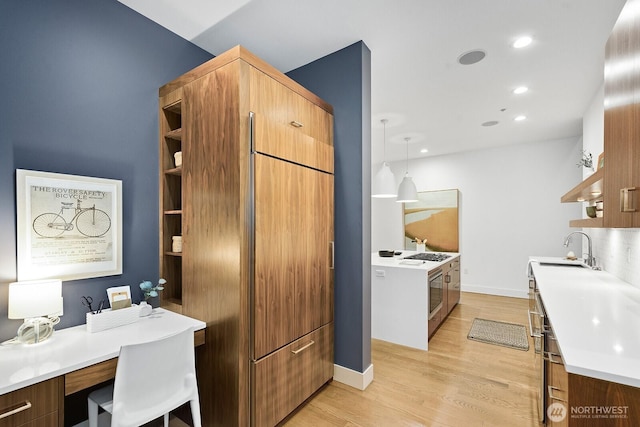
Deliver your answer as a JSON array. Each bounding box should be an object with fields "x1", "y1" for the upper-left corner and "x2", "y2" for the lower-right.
[
  {"x1": 172, "y1": 235, "x2": 182, "y2": 253},
  {"x1": 174, "y1": 151, "x2": 182, "y2": 167}
]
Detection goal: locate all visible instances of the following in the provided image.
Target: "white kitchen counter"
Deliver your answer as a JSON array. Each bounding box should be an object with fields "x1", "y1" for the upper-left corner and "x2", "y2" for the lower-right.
[
  {"x1": 530, "y1": 259, "x2": 640, "y2": 388},
  {"x1": 372, "y1": 250, "x2": 459, "y2": 270}
]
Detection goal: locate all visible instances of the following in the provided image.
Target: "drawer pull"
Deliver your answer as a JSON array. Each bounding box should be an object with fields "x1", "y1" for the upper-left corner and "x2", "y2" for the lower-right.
[
  {"x1": 291, "y1": 340, "x2": 315, "y2": 355},
  {"x1": 290, "y1": 120, "x2": 304, "y2": 128},
  {"x1": 548, "y1": 385, "x2": 567, "y2": 402},
  {"x1": 0, "y1": 400, "x2": 32, "y2": 419},
  {"x1": 544, "y1": 351, "x2": 563, "y2": 365},
  {"x1": 620, "y1": 187, "x2": 637, "y2": 212}
]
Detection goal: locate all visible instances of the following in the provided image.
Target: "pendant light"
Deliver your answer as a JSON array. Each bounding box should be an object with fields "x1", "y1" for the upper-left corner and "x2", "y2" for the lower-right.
[
  {"x1": 396, "y1": 137, "x2": 418, "y2": 203},
  {"x1": 372, "y1": 119, "x2": 397, "y2": 198}
]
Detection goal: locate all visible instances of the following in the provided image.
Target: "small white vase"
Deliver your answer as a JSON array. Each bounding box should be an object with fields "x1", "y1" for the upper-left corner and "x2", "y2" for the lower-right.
[
  {"x1": 138, "y1": 301, "x2": 153, "y2": 317},
  {"x1": 416, "y1": 243, "x2": 426, "y2": 253}
]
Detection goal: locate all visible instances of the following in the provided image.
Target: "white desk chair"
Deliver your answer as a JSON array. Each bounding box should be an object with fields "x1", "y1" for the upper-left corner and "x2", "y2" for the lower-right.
[{"x1": 87, "y1": 328, "x2": 202, "y2": 427}]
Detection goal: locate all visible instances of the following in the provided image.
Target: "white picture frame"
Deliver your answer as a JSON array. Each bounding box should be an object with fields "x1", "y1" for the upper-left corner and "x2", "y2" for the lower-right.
[{"x1": 16, "y1": 169, "x2": 123, "y2": 281}]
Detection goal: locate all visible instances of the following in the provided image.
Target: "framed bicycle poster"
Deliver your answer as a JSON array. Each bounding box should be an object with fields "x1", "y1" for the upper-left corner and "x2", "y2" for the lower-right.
[{"x1": 16, "y1": 169, "x2": 123, "y2": 281}]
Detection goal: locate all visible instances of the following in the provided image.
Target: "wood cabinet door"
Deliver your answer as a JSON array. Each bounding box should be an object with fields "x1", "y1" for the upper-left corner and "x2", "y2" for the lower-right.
[
  {"x1": 604, "y1": 1, "x2": 640, "y2": 228},
  {"x1": 251, "y1": 323, "x2": 333, "y2": 427},
  {"x1": 253, "y1": 154, "x2": 334, "y2": 359}
]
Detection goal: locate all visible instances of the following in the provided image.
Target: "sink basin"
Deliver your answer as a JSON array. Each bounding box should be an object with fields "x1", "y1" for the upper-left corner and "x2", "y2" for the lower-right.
[{"x1": 536, "y1": 257, "x2": 588, "y2": 267}]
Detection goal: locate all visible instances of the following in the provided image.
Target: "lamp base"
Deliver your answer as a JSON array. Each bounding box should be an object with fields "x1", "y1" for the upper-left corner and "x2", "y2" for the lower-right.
[{"x1": 16, "y1": 317, "x2": 57, "y2": 344}]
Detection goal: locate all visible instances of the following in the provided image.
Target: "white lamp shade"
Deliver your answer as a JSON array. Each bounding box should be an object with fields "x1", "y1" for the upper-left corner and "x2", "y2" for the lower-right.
[
  {"x1": 372, "y1": 162, "x2": 397, "y2": 198},
  {"x1": 9, "y1": 279, "x2": 63, "y2": 319},
  {"x1": 396, "y1": 174, "x2": 418, "y2": 203}
]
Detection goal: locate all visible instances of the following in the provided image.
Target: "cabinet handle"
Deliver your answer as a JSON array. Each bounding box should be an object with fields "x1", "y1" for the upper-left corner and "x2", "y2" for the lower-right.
[
  {"x1": 527, "y1": 309, "x2": 542, "y2": 338},
  {"x1": 544, "y1": 351, "x2": 564, "y2": 365},
  {"x1": 620, "y1": 188, "x2": 637, "y2": 212},
  {"x1": 548, "y1": 385, "x2": 567, "y2": 402},
  {"x1": 0, "y1": 400, "x2": 32, "y2": 419},
  {"x1": 445, "y1": 274, "x2": 451, "y2": 284},
  {"x1": 290, "y1": 120, "x2": 304, "y2": 128},
  {"x1": 330, "y1": 241, "x2": 335, "y2": 270},
  {"x1": 291, "y1": 340, "x2": 315, "y2": 354}
]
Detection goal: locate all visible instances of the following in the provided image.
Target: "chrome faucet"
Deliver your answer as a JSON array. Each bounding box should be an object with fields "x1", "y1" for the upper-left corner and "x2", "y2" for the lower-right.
[{"x1": 563, "y1": 231, "x2": 596, "y2": 268}]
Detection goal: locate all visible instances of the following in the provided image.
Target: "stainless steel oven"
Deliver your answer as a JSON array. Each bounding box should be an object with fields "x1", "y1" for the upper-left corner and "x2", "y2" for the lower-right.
[
  {"x1": 428, "y1": 269, "x2": 443, "y2": 319},
  {"x1": 528, "y1": 274, "x2": 546, "y2": 424}
]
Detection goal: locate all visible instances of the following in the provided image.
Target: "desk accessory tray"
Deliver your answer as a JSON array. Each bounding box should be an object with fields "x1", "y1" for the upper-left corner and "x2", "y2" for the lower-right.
[{"x1": 86, "y1": 305, "x2": 140, "y2": 333}]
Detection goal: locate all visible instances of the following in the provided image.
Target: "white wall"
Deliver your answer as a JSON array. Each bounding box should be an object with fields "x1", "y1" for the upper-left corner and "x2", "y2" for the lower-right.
[
  {"x1": 372, "y1": 138, "x2": 583, "y2": 298},
  {"x1": 581, "y1": 83, "x2": 640, "y2": 288}
]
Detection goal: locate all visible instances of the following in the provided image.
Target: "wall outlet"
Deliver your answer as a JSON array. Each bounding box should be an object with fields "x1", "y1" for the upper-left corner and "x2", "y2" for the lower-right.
[
  {"x1": 464, "y1": 268, "x2": 469, "y2": 275},
  {"x1": 375, "y1": 269, "x2": 385, "y2": 277}
]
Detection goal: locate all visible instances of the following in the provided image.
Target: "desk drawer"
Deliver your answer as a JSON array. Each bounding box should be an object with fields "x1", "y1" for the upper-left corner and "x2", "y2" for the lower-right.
[{"x1": 0, "y1": 377, "x2": 60, "y2": 427}]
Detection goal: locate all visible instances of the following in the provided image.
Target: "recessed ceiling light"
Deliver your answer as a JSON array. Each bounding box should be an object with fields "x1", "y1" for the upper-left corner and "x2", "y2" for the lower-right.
[
  {"x1": 513, "y1": 36, "x2": 532, "y2": 49},
  {"x1": 513, "y1": 86, "x2": 529, "y2": 94},
  {"x1": 458, "y1": 50, "x2": 486, "y2": 65},
  {"x1": 420, "y1": 148, "x2": 429, "y2": 153},
  {"x1": 481, "y1": 121, "x2": 499, "y2": 127},
  {"x1": 514, "y1": 115, "x2": 527, "y2": 121}
]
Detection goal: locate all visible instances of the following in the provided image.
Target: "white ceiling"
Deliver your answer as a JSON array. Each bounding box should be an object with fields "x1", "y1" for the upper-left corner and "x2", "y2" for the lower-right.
[{"x1": 119, "y1": 0, "x2": 626, "y2": 163}]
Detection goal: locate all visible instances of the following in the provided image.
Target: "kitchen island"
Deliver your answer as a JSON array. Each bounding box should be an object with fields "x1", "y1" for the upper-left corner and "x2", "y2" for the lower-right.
[{"x1": 371, "y1": 251, "x2": 460, "y2": 350}]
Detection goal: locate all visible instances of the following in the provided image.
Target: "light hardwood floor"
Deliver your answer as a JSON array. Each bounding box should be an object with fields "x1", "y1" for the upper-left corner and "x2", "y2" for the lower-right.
[{"x1": 283, "y1": 292, "x2": 540, "y2": 427}]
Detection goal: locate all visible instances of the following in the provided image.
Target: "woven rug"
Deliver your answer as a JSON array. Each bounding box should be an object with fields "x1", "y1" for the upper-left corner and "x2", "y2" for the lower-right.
[{"x1": 467, "y1": 318, "x2": 529, "y2": 351}]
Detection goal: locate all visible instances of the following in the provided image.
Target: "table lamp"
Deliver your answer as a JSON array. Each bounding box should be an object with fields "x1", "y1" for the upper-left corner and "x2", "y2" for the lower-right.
[{"x1": 8, "y1": 279, "x2": 63, "y2": 344}]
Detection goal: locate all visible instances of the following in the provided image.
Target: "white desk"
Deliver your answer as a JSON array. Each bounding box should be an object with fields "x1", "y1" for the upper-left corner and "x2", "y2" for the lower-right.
[{"x1": 0, "y1": 308, "x2": 206, "y2": 396}]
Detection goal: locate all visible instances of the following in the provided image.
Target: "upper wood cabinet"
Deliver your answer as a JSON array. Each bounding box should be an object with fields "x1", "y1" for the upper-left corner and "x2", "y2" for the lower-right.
[
  {"x1": 561, "y1": 0, "x2": 640, "y2": 228},
  {"x1": 603, "y1": 0, "x2": 640, "y2": 228}
]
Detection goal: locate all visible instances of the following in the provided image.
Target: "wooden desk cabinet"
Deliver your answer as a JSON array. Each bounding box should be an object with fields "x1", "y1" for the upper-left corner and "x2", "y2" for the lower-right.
[{"x1": 0, "y1": 377, "x2": 61, "y2": 427}]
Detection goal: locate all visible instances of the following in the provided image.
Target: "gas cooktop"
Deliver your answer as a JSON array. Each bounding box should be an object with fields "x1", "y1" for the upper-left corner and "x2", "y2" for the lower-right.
[{"x1": 403, "y1": 252, "x2": 451, "y2": 262}]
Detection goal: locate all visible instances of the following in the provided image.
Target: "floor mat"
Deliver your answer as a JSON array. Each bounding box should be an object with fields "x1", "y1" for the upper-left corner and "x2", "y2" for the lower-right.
[{"x1": 467, "y1": 318, "x2": 529, "y2": 351}]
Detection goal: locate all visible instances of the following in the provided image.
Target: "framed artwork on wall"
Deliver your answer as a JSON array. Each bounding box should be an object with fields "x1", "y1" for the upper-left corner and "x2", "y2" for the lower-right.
[
  {"x1": 16, "y1": 169, "x2": 123, "y2": 281},
  {"x1": 403, "y1": 188, "x2": 459, "y2": 252}
]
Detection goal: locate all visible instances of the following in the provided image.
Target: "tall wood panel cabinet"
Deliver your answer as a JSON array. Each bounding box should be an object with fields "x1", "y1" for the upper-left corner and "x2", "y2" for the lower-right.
[
  {"x1": 603, "y1": 0, "x2": 640, "y2": 228},
  {"x1": 158, "y1": 46, "x2": 334, "y2": 427}
]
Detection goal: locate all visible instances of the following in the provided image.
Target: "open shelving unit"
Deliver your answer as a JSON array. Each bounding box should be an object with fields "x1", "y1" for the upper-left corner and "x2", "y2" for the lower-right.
[
  {"x1": 560, "y1": 168, "x2": 604, "y2": 228},
  {"x1": 159, "y1": 99, "x2": 183, "y2": 312}
]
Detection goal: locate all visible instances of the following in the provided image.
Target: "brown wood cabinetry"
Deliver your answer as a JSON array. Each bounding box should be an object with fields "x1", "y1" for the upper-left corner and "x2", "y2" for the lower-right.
[
  {"x1": 561, "y1": 0, "x2": 640, "y2": 228},
  {"x1": 445, "y1": 258, "x2": 460, "y2": 314},
  {"x1": 428, "y1": 256, "x2": 460, "y2": 339},
  {"x1": 603, "y1": 0, "x2": 640, "y2": 228},
  {"x1": 0, "y1": 378, "x2": 61, "y2": 427},
  {"x1": 546, "y1": 357, "x2": 640, "y2": 426},
  {"x1": 158, "y1": 45, "x2": 334, "y2": 427}
]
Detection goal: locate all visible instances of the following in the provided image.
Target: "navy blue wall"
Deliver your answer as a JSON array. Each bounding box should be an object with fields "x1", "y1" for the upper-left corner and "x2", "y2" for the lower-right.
[
  {"x1": 287, "y1": 42, "x2": 372, "y2": 373},
  {"x1": 0, "y1": 0, "x2": 212, "y2": 341}
]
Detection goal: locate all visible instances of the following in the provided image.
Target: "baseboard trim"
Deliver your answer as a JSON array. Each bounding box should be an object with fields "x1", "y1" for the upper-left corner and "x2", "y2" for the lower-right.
[
  {"x1": 333, "y1": 363, "x2": 374, "y2": 390},
  {"x1": 461, "y1": 284, "x2": 528, "y2": 299}
]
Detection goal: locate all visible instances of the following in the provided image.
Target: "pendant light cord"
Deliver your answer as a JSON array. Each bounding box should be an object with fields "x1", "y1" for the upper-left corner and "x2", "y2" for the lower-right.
[
  {"x1": 381, "y1": 119, "x2": 388, "y2": 163},
  {"x1": 405, "y1": 137, "x2": 410, "y2": 174}
]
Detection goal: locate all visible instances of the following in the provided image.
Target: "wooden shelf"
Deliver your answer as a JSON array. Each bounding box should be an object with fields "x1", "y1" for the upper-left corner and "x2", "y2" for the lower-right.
[
  {"x1": 163, "y1": 101, "x2": 181, "y2": 114},
  {"x1": 165, "y1": 251, "x2": 183, "y2": 257},
  {"x1": 561, "y1": 168, "x2": 604, "y2": 203},
  {"x1": 165, "y1": 128, "x2": 182, "y2": 141},
  {"x1": 569, "y1": 217, "x2": 604, "y2": 228},
  {"x1": 164, "y1": 209, "x2": 182, "y2": 215},
  {"x1": 164, "y1": 167, "x2": 182, "y2": 176}
]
